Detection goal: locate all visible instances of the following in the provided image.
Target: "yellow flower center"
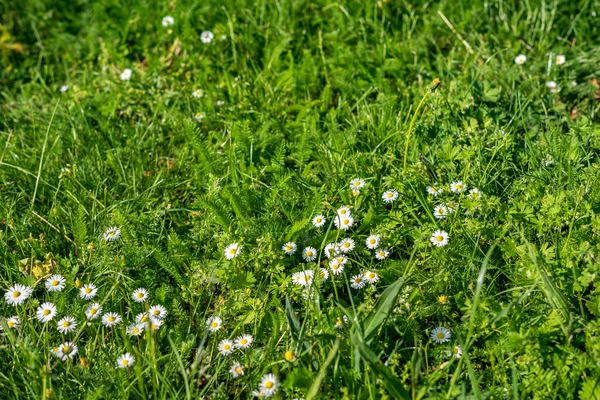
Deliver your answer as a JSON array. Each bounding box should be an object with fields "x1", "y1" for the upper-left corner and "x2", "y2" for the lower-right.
[
  {"x1": 224, "y1": 344, "x2": 231, "y2": 350},
  {"x1": 370, "y1": 239, "x2": 375, "y2": 244},
  {"x1": 306, "y1": 251, "x2": 313, "y2": 257},
  {"x1": 44, "y1": 309, "x2": 51, "y2": 315},
  {"x1": 368, "y1": 273, "x2": 375, "y2": 279},
  {"x1": 7, "y1": 321, "x2": 15, "y2": 327},
  {"x1": 133, "y1": 328, "x2": 139, "y2": 334},
  {"x1": 63, "y1": 321, "x2": 70, "y2": 327},
  {"x1": 453, "y1": 347, "x2": 459, "y2": 354},
  {"x1": 456, "y1": 184, "x2": 461, "y2": 189},
  {"x1": 436, "y1": 236, "x2": 443, "y2": 242},
  {"x1": 265, "y1": 382, "x2": 274, "y2": 389},
  {"x1": 85, "y1": 288, "x2": 91, "y2": 294},
  {"x1": 90, "y1": 308, "x2": 97, "y2": 315},
  {"x1": 340, "y1": 210, "x2": 347, "y2": 215},
  {"x1": 52, "y1": 280, "x2": 59, "y2": 286},
  {"x1": 240, "y1": 339, "x2": 247, "y2": 345},
  {"x1": 387, "y1": 193, "x2": 393, "y2": 198},
  {"x1": 437, "y1": 332, "x2": 445, "y2": 339},
  {"x1": 108, "y1": 316, "x2": 115, "y2": 322},
  {"x1": 229, "y1": 249, "x2": 236, "y2": 254},
  {"x1": 438, "y1": 296, "x2": 448, "y2": 304},
  {"x1": 12, "y1": 291, "x2": 20, "y2": 298},
  {"x1": 211, "y1": 322, "x2": 218, "y2": 328},
  {"x1": 286, "y1": 245, "x2": 292, "y2": 250},
  {"x1": 137, "y1": 293, "x2": 143, "y2": 298},
  {"x1": 62, "y1": 346, "x2": 70, "y2": 352},
  {"x1": 343, "y1": 243, "x2": 350, "y2": 248},
  {"x1": 153, "y1": 310, "x2": 159, "y2": 315},
  {"x1": 122, "y1": 359, "x2": 129, "y2": 366},
  {"x1": 316, "y1": 218, "x2": 322, "y2": 223},
  {"x1": 354, "y1": 278, "x2": 361, "y2": 283},
  {"x1": 235, "y1": 366, "x2": 242, "y2": 373}
]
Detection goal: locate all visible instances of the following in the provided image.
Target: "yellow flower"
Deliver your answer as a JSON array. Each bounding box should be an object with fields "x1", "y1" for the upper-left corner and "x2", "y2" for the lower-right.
[
  {"x1": 284, "y1": 350, "x2": 296, "y2": 362},
  {"x1": 438, "y1": 295, "x2": 448, "y2": 305},
  {"x1": 74, "y1": 278, "x2": 82, "y2": 288}
]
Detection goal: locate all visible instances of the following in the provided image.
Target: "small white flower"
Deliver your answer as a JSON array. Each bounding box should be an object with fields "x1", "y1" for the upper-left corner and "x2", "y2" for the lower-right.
[
  {"x1": 319, "y1": 268, "x2": 330, "y2": 281},
  {"x1": 329, "y1": 262, "x2": 345, "y2": 275},
  {"x1": 545, "y1": 81, "x2": 558, "y2": 89},
  {"x1": 102, "y1": 312, "x2": 122, "y2": 327},
  {"x1": 338, "y1": 238, "x2": 355, "y2": 253},
  {"x1": 363, "y1": 270, "x2": 380, "y2": 285},
  {"x1": 135, "y1": 312, "x2": 151, "y2": 324},
  {"x1": 426, "y1": 186, "x2": 443, "y2": 196},
  {"x1": 6, "y1": 316, "x2": 20, "y2": 329},
  {"x1": 375, "y1": 248, "x2": 389, "y2": 260},
  {"x1": 192, "y1": 89, "x2": 203, "y2": 98},
  {"x1": 194, "y1": 111, "x2": 206, "y2": 122},
  {"x1": 430, "y1": 230, "x2": 449, "y2": 247},
  {"x1": 234, "y1": 334, "x2": 254, "y2": 349},
  {"x1": 162, "y1": 16, "x2": 174, "y2": 27},
  {"x1": 59, "y1": 85, "x2": 69, "y2": 92},
  {"x1": 433, "y1": 204, "x2": 448, "y2": 219},
  {"x1": 349, "y1": 178, "x2": 366, "y2": 190},
  {"x1": 555, "y1": 55, "x2": 566, "y2": 65},
  {"x1": 36, "y1": 302, "x2": 57, "y2": 323},
  {"x1": 282, "y1": 242, "x2": 297, "y2": 255},
  {"x1": 201, "y1": 30, "x2": 214, "y2": 44},
  {"x1": 302, "y1": 247, "x2": 317, "y2": 262},
  {"x1": 57, "y1": 316, "x2": 77, "y2": 334},
  {"x1": 312, "y1": 215, "x2": 326, "y2": 228},
  {"x1": 103, "y1": 227, "x2": 121, "y2": 241},
  {"x1": 350, "y1": 274, "x2": 366, "y2": 289},
  {"x1": 549, "y1": 86, "x2": 561, "y2": 94},
  {"x1": 382, "y1": 189, "x2": 399, "y2": 203},
  {"x1": 148, "y1": 317, "x2": 163, "y2": 331},
  {"x1": 230, "y1": 361, "x2": 244, "y2": 377},
  {"x1": 365, "y1": 235, "x2": 380, "y2": 250},
  {"x1": 337, "y1": 206, "x2": 351, "y2": 217},
  {"x1": 324, "y1": 243, "x2": 339, "y2": 258},
  {"x1": 431, "y1": 327, "x2": 451, "y2": 343},
  {"x1": 206, "y1": 316, "x2": 222, "y2": 332},
  {"x1": 291, "y1": 270, "x2": 314, "y2": 287},
  {"x1": 54, "y1": 342, "x2": 78, "y2": 361},
  {"x1": 334, "y1": 215, "x2": 354, "y2": 231},
  {"x1": 127, "y1": 323, "x2": 145, "y2": 337},
  {"x1": 332, "y1": 255, "x2": 348, "y2": 266},
  {"x1": 544, "y1": 154, "x2": 554, "y2": 166},
  {"x1": 514, "y1": 54, "x2": 527, "y2": 65},
  {"x1": 224, "y1": 243, "x2": 241, "y2": 260},
  {"x1": 45, "y1": 274, "x2": 66, "y2": 292},
  {"x1": 116, "y1": 353, "x2": 135, "y2": 368},
  {"x1": 4, "y1": 284, "x2": 34, "y2": 306},
  {"x1": 468, "y1": 188, "x2": 482, "y2": 199},
  {"x1": 132, "y1": 288, "x2": 149, "y2": 303},
  {"x1": 148, "y1": 305, "x2": 168, "y2": 320},
  {"x1": 259, "y1": 373, "x2": 278, "y2": 397},
  {"x1": 79, "y1": 284, "x2": 98, "y2": 300},
  {"x1": 85, "y1": 303, "x2": 102, "y2": 320},
  {"x1": 218, "y1": 339, "x2": 234, "y2": 356},
  {"x1": 449, "y1": 181, "x2": 465, "y2": 193},
  {"x1": 334, "y1": 315, "x2": 348, "y2": 329},
  {"x1": 120, "y1": 68, "x2": 132, "y2": 81},
  {"x1": 452, "y1": 345, "x2": 462, "y2": 359},
  {"x1": 570, "y1": 81, "x2": 578, "y2": 87}
]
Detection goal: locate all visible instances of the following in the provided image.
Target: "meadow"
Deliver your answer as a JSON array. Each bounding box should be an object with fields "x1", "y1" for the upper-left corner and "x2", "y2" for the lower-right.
[{"x1": 2, "y1": 0, "x2": 600, "y2": 398}]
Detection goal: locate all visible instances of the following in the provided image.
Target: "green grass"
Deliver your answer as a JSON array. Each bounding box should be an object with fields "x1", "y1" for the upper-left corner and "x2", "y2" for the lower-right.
[{"x1": 2, "y1": 0, "x2": 600, "y2": 398}]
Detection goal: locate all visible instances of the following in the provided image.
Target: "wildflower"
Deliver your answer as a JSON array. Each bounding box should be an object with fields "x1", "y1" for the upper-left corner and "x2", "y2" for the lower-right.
[
  {"x1": 351, "y1": 189, "x2": 360, "y2": 196},
  {"x1": 251, "y1": 390, "x2": 266, "y2": 398},
  {"x1": 59, "y1": 85, "x2": 69, "y2": 92},
  {"x1": 350, "y1": 274, "x2": 366, "y2": 289},
  {"x1": 116, "y1": 353, "x2": 135, "y2": 368},
  {"x1": 382, "y1": 189, "x2": 398, "y2": 203},
  {"x1": 4, "y1": 284, "x2": 33, "y2": 306},
  {"x1": 36, "y1": 302, "x2": 57, "y2": 323},
  {"x1": 192, "y1": 89, "x2": 203, "y2": 98},
  {"x1": 312, "y1": 215, "x2": 326, "y2": 228},
  {"x1": 549, "y1": 86, "x2": 561, "y2": 94},
  {"x1": 338, "y1": 238, "x2": 355, "y2": 253},
  {"x1": 366, "y1": 234, "x2": 380, "y2": 249},
  {"x1": 468, "y1": 188, "x2": 482, "y2": 199},
  {"x1": 230, "y1": 361, "x2": 244, "y2": 377},
  {"x1": 194, "y1": 111, "x2": 206, "y2": 121},
  {"x1": 375, "y1": 248, "x2": 389, "y2": 260},
  {"x1": 363, "y1": 270, "x2": 380, "y2": 285},
  {"x1": 103, "y1": 227, "x2": 121, "y2": 241},
  {"x1": 162, "y1": 16, "x2": 174, "y2": 27},
  {"x1": 292, "y1": 270, "x2": 313, "y2": 287},
  {"x1": 337, "y1": 206, "x2": 351, "y2": 217},
  {"x1": 329, "y1": 262, "x2": 345, "y2": 275},
  {"x1": 438, "y1": 295, "x2": 449, "y2": 305},
  {"x1": 431, "y1": 327, "x2": 451, "y2": 343},
  {"x1": 259, "y1": 373, "x2": 278, "y2": 397},
  {"x1": 120, "y1": 69, "x2": 132, "y2": 81},
  {"x1": 85, "y1": 303, "x2": 102, "y2": 320},
  {"x1": 79, "y1": 284, "x2": 98, "y2": 300},
  {"x1": 224, "y1": 243, "x2": 241, "y2": 260},
  {"x1": 149, "y1": 305, "x2": 168, "y2": 319},
  {"x1": 218, "y1": 339, "x2": 234, "y2": 356},
  {"x1": 349, "y1": 178, "x2": 366, "y2": 190},
  {"x1": 6, "y1": 316, "x2": 20, "y2": 329},
  {"x1": 434, "y1": 205, "x2": 448, "y2": 219},
  {"x1": 545, "y1": 81, "x2": 558, "y2": 89},
  {"x1": 200, "y1": 31, "x2": 214, "y2": 44},
  {"x1": 55, "y1": 342, "x2": 78, "y2": 360},
  {"x1": 449, "y1": 181, "x2": 465, "y2": 193},
  {"x1": 102, "y1": 312, "x2": 122, "y2": 327},
  {"x1": 135, "y1": 312, "x2": 150, "y2": 324},
  {"x1": 45, "y1": 275, "x2": 66, "y2": 292},
  {"x1": 334, "y1": 215, "x2": 354, "y2": 231},
  {"x1": 514, "y1": 54, "x2": 527, "y2": 65},
  {"x1": 426, "y1": 186, "x2": 443, "y2": 196},
  {"x1": 319, "y1": 268, "x2": 330, "y2": 281},
  {"x1": 127, "y1": 323, "x2": 145, "y2": 337},
  {"x1": 570, "y1": 81, "x2": 578, "y2": 87},
  {"x1": 282, "y1": 242, "x2": 297, "y2": 255},
  {"x1": 452, "y1": 345, "x2": 462, "y2": 359},
  {"x1": 556, "y1": 55, "x2": 566, "y2": 65},
  {"x1": 132, "y1": 288, "x2": 149, "y2": 303},
  {"x1": 430, "y1": 230, "x2": 449, "y2": 247},
  {"x1": 234, "y1": 334, "x2": 254, "y2": 349},
  {"x1": 206, "y1": 316, "x2": 222, "y2": 332},
  {"x1": 332, "y1": 255, "x2": 348, "y2": 266},
  {"x1": 544, "y1": 154, "x2": 554, "y2": 166},
  {"x1": 446, "y1": 201, "x2": 457, "y2": 213},
  {"x1": 324, "y1": 243, "x2": 339, "y2": 258},
  {"x1": 302, "y1": 247, "x2": 317, "y2": 262},
  {"x1": 148, "y1": 317, "x2": 163, "y2": 331},
  {"x1": 57, "y1": 316, "x2": 77, "y2": 334},
  {"x1": 284, "y1": 350, "x2": 296, "y2": 362}
]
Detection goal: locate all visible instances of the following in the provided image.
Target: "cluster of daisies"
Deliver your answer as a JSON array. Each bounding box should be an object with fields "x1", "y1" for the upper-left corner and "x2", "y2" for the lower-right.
[
  {"x1": 204, "y1": 316, "x2": 279, "y2": 397},
  {"x1": 514, "y1": 53, "x2": 577, "y2": 93}
]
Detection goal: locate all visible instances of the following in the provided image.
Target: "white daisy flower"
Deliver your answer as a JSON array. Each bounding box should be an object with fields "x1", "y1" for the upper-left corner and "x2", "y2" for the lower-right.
[
  {"x1": 55, "y1": 342, "x2": 78, "y2": 361},
  {"x1": 338, "y1": 238, "x2": 355, "y2": 253},
  {"x1": 375, "y1": 248, "x2": 389, "y2": 260},
  {"x1": 446, "y1": 201, "x2": 457, "y2": 213},
  {"x1": 116, "y1": 353, "x2": 135, "y2": 368},
  {"x1": 85, "y1": 303, "x2": 102, "y2": 320},
  {"x1": 206, "y1": 316, "x2": 222, "y2": 332},
  {"x1": 324, "y1": 243, "x2": 339, "y2": 258},
  {"x1": 4, "y1": 284, "x2": 33, "y2": 306},
  {"x1": 363, "y1": 270, "x2": 380, "y2": 285},
  {"x1": 302, "y1": 247, "x2": 317, "y2": 262},
  {"x1": 102, "y1": 312, "x2": 122, "y2": 327},
  {"x1": 292, "y1": 270, "x2": 314, "y2": 287},
  {"x1": 234, "y1": 334, "x2": 254, "y2": 349},
  {"x1": 192, "y1": 89, "x2": 203, "y2": 98},
  {"x1": 230, "y1": 361, "x2": 244, "y2": 378},
  {"x1": 59, "y1": 85, "x2": 69, "y2": 92},
  {"x1": 350, "y1": 274, "x2": 366, "y2": 289},
  {"x1": 549, "y1": 86, "x2": 561, "y2": 94},
  {"x1": 319, "y1": 268, "x2": 329, "y2": 281},
  {"x1": 224, "y1": 243, "x2": 241, "y2": 260},
  {"x1": 200, "y1": 30, "x2": 214, "y2": 44},
  {"x1": 430, "y1": 230, "x2": 449, "y2": 247},
  {"x1": 431, "y1": 327, "x2": 451, "y2": 343},
  {"x1": 57, "y1": 316, "x2": 77, "y2": 334},
  {"x1": 382, "y1": 189, "x2": 399, "y2": 203},
  {"x1": 251, "y1": 390, "x2": 266, "y2": 398},
  {"x1": 332, "y1": 255, "x2": 348, "y2": 266},
  {"x1": 468, "y1": 188, "x2": 482, "y2": 199},
  {"x1": 449, "y1": 181, "x2": 465, "y2": 193},
  {"x1": 103, "y1": 226, "x2": 121, "y2": 241},
  {"x1": 545, "y1": 81, "x2": 558, "y2": 89},
  {"x1": 544, "y1": 154, "x2": 554, "y2": 166},
  {"x1": 514, "y1": 54, "x2": 526, "y2": 65},
  {"x1": 366, "y1": 234, "x2": 380, "y2": 249},
  {"x1": 218, "y1": 339, "x2": 234, "y2": 356},
  {"x1": 334, "y1": 315, "x2": 348, "y2": 329},
  {"x1": 132, "y1": 288, "x2": 149, "y2": 303},
  {"x1": 45, "y1": 274, "x2": 66, "y2": 292},
  {"x1": 127, "y1": 323, "x2": 145, "y2": 337},
  {"x1": 329, "y1": 261, "x2": 345, "y2": 275},
  {"x1": 135, "y1": 312, "x2": 151, "y2": 324},
  {"x1": 555, "y1": 55, "x2": 566, "y2": 65},
  {"x1": 194, "y1": 111, "x2": 206, "y2": 122},
  {"x1": 312, "y1": 215, "x2": 326, "y2": 228},
  {"x1": 337, "y1": 206, "x2": 351, "y2": 217},
  {"x1": 452, "y1": 345, "x2": 462, "y2": 359},
  {"x1": 259, "y1": 373, "x2": 278, "y2": 397},
  {"x1": 282, "y1": 242, "x2": 297, "y2": 255},
  {"x1": 148, "y1": 305, "x2": 168, "y2": 320},
  {"x1": 6, "y1": 316, "x2": 20, "y2": 329},
  {"x1": 349, "y1": 178, "x2": 366, "y2": 190},
  {"x1": 426, "y1": 185, "x2": 443, "y2": 196},
  {"x1": 79, "y1": 284, "x2": 97, "y2": 300},
  {"x1": 162, "y1": 16, "x2": 174, "y2": 27},
  {"x1": 36, "y1": 302, "x2": 57, "y2": 323},
  {"x1": 119, "y1": 68, "x2": 132, "y2": 81},
  {"x1": 570, "y1": 81, "x2": 578, "y2": 87},
  {"x1": 148, "y1": 317, "x2": 163, "y2": 331},
  {"x1": 434, "y1": 204, "x2": 448, "y2": 219},
  {"x1": 334, "y1": 215, "x2": 354, "y2": 231}
]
